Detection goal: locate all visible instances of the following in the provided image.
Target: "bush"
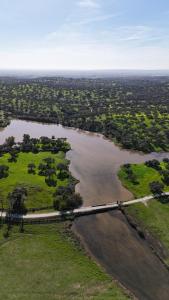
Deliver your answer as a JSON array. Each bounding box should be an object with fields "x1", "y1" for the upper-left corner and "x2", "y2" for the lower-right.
[
  {"x1": 45, "y1": 178, "x2": 57, "y2": 187},
  {"x1": 53, "y1": 187, "x2": 83, "y2": 212},
  {"x1": 145, "y1": 159, "x2": 161, "y2": 171},
  {"x1": 149, "y1": 181, "x2": 164, "y2": 195}
]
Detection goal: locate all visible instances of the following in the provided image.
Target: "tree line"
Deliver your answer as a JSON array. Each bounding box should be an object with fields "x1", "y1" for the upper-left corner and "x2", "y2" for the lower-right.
[{"x1": 1, "y1": 76, "x2": 169, "y2": 152}]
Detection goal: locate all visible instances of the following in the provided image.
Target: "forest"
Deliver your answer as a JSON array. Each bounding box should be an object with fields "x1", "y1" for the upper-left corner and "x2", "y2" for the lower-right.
[{"x1": 1, "y1": 76, "x2": 169, "y2": 152}]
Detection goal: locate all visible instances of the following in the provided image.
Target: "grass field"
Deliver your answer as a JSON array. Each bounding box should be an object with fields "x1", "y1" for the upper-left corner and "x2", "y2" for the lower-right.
[
  {"x1": 118, "y1": 162, "x2": 169, "y2": 264},
  {"x1": 0, "y1": 151, "x2": 69, "y2": 209},
  {"x1": 118, "y1": 162, "x2": 169, "y2": 198},
  {"x1": 0, "y1": 223, "x2": 130, "y2": 300}
]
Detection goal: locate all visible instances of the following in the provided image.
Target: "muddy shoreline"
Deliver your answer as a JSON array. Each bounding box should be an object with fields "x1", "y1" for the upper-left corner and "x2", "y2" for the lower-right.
[
  {"x1": 66, "y1": 220, "x2": 137, "y2": 300},
  {"x1": 121, "y1": 207, "x2": 169, "y2": 271},
  {"x1": 73, "y1": 211, "x2": 169, "y2": 300}
]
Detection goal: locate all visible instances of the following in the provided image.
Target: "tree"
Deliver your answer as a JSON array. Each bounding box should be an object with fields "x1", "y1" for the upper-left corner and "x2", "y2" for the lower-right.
[
  {"x1": 57, "y1": 163, "x2": 68, "y2": 178},
  {"x1": 123, "y1": 164, "x2": 139, "y2": 185},
  {"x1": 53, "y1": 195, "x2": 66, "y2": 211},
  {"x1": 68, "y1": 193, "x2": 83, "y2": 210},
  {"x1": 149, "y1": 181, "x2": 164, "y2": 196},
  {"x1": 43, "y1": 157, "x2": 55, "y2": 167},
  {"x1": 54, "y1": 186, "x2": 73, "y2": 198},
  {"x1": 53, "y1": 185, "x2": 83, "y2": 212},
  {"x1": 0, "y1": 165, "x2": 9, "y2": 179},
  {"x1": 8, "y1": 186, "x2": 27, "y2": 215},
  {"x1": 163, "y1": 158, "x2": 169, "y2": 164},
  {"x1": 5, "y1": 136, "x2": 15, "y2": 147},
  {"x1": 38, "y1": 163, "x2": 47, "y2": 176},
  {"x1": 7, "y1": 186, "x2": 27, "y2": 233},
  {"x1": 161, "y1": 170, "x2": 169, "y2": 185},
  {"x1": 145, "y1": 160, "x2": 161, "y2": 171},
  {"x1": 45, "y1": 168, "x2": 57, "y2": 186},
  {"x1": 27, "y1": 163, "x2": 36, "y2": 174},
  {"x1": 8, "y1": 150, "x2": 18, "y2": 163},
  {"x1": 23, "y1": 134, "x2": 30, "y2": 144}
]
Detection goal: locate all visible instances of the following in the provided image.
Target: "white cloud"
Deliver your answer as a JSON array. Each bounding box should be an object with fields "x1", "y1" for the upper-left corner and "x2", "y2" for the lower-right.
[{"x1": 77, "y1": 0, "x2": 100, "y2": 8}]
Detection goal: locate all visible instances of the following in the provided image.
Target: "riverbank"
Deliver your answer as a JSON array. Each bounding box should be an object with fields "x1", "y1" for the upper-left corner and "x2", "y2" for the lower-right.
[
  {"x1": 73, "y1": 210, "x2": 169, "y2": 300},
  {"x1": 118, "y1": 162, "x2": 169, "y2": 266},
  {"x1": 121, "y1": 206, "x2": 169, "y2": 267}
]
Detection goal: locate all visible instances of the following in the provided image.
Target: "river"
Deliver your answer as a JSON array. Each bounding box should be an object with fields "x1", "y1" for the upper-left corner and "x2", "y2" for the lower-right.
[{"x1": 1, "y1": 119, "x2": 169, "y2": 299}]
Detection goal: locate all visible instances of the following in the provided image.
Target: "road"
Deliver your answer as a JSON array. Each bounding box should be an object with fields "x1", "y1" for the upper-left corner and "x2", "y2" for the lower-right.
[{"x1": 1, "y1": 192, "x2": 169, "y2": 222}]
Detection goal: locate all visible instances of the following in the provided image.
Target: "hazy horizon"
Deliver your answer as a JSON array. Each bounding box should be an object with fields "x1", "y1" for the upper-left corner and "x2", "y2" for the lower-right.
[{"x1": 1, "y1": 69, "x2": 169, "y2": 79}]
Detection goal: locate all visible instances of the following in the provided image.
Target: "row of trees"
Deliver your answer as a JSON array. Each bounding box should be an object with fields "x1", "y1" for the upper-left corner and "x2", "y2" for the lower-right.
[{"x1": 0, "y1": 134, "x2": 70, "y2": 158}]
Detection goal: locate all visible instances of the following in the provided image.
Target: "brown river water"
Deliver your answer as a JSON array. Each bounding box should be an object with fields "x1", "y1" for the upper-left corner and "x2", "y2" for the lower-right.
[{"x1": 1, "y1": 119, "x2": 169, "y2": 299}]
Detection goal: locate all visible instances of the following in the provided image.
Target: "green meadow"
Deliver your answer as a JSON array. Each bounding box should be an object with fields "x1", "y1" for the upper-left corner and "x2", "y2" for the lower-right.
[
  {"x1": 0, "y1": 151, "x2": 68, "y2": 209},
  {"x1": 118, "y1": 162, "x2": 169, "y2": 264},
  {"x1": 118, "y1": 162, "x2": 169, "y2": 198},
  {"x1": 0, "y1": 223, "x2": 130, "y2": 300}
]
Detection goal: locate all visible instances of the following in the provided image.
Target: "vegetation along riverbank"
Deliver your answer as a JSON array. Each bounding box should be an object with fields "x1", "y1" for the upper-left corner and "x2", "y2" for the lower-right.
[{"x1": 118, "y1": 159, "x2": 169, "y2": 266}]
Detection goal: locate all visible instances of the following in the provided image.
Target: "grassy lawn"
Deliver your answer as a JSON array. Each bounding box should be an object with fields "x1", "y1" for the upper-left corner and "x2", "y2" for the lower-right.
[
  {"x1": 0, "y1": 152, "x2": 69, "y2": 209},
  {"x1": 0, "y1": 223, "x2": 130, "y2": 300},
  {"x1": 118, "y1": 162, "x2": 169, "y2": 264}
]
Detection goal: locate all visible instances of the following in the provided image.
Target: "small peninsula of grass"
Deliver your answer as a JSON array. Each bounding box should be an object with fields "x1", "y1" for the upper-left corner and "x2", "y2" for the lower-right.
[
  {"x1": 118, "y1": 159, "x2": 169, "y2": 264},
  {"x1": 0, "y1": 223, "x2": 130, "y2": 300},
  {"x1": 0, "y1": 151, "x2": 68, "y2": 209},
  {"x1": 0, "y1": 134, "x2": 81, "y2": 212}
]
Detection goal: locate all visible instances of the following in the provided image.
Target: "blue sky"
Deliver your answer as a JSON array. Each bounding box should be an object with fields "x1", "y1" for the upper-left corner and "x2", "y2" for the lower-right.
[{"x1": 1, "y1": 0, "x2": 169, "y2": 70}]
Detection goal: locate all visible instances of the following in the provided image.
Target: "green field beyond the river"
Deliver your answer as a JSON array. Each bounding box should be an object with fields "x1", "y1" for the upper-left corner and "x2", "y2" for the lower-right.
[
  {"x1": 119, "y1": 162, "x2": 169, "y2": 198},
  {"x1": 0, "y1": 151, "x2": 68, "y2": 209},
  {"x1": 119, "y1": 162, "x2": 169, "y2": 264}
]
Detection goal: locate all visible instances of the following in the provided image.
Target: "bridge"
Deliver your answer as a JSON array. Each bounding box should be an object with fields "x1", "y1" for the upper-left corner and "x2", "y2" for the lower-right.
[{"x1": 1, "y1": 192, "x2": 169, "y2": 223}]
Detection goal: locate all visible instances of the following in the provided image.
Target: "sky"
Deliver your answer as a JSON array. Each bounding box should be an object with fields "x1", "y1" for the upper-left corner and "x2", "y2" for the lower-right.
[{"x1": 1, "y1": 0, "x2": 169, "y2": 70}]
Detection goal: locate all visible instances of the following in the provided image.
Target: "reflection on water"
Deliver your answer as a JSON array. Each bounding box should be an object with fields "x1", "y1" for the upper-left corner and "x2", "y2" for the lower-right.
[{"x1": 1, "y1": 119, "x2": 169, "y2": 299}]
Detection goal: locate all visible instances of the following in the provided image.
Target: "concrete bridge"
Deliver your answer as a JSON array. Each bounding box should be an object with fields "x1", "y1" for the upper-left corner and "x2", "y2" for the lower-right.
[{"x1": 1, "y1": 192, "x2": 169, "y2": 223}]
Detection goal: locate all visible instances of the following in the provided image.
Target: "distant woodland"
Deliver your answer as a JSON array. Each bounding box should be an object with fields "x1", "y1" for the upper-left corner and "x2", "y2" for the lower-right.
[{"x1": 1, "y1": 76, "x2": 169, "y2": 152}]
